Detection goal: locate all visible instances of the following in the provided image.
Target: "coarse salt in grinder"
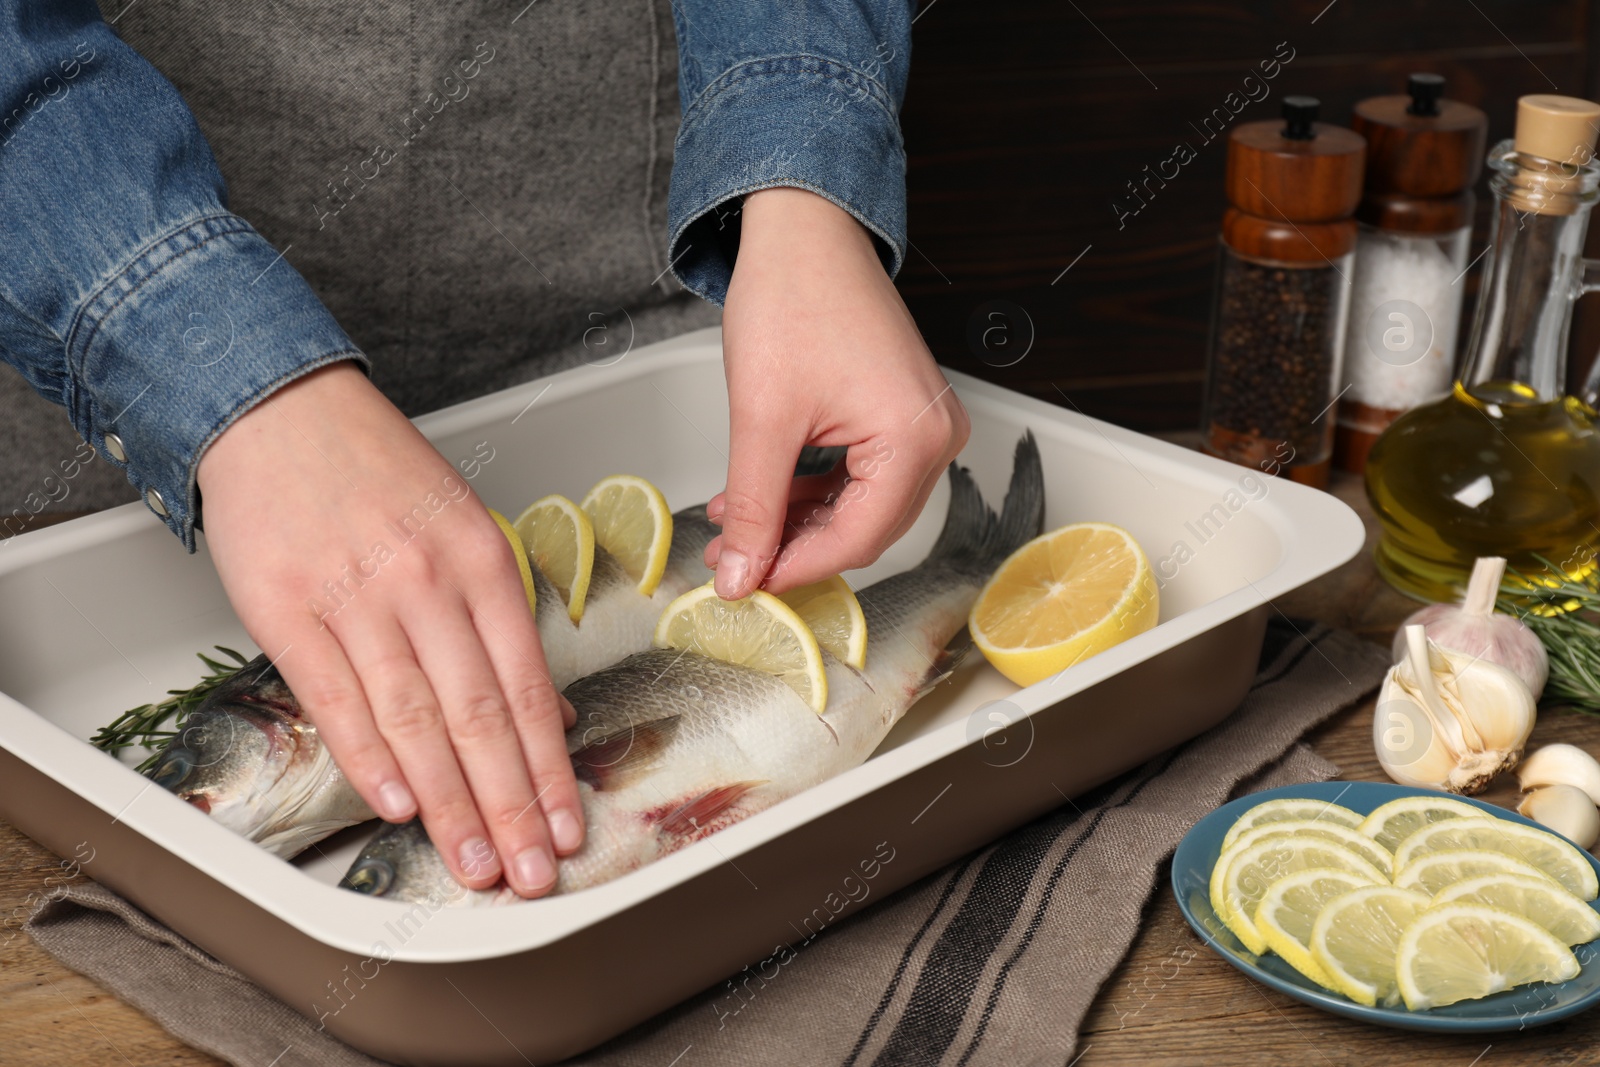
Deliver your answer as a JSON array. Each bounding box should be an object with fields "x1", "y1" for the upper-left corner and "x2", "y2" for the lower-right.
[
  {"x1": 1201, "y1": 96, "x2": 1365, "y2": 488},
  {"x1": 1334, "y1": 73, "x2": 1488, "y2": 473}
]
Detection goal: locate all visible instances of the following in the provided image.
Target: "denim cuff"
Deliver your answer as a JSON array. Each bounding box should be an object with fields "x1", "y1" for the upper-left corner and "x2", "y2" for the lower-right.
[
  {"x1": 667, "y1": 54, "x2": 908, "y2": 306},
  {"x1": 65, "y1": 213, "x2": 368, "y2": 550}
]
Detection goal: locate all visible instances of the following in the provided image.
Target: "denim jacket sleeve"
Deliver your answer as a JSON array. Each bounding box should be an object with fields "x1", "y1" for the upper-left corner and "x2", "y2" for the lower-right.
[
  {"x1": 666, "y1": 0, "x2": 914, "y2": 306},
  {"x1": 0, "y1": 1, "x2": 366, "y2": 550}
]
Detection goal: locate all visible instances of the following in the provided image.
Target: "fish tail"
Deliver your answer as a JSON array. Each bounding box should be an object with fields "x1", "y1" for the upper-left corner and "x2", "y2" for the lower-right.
[{"x1": 926, "y1": 430, "x2": 1045, "y2": 575}]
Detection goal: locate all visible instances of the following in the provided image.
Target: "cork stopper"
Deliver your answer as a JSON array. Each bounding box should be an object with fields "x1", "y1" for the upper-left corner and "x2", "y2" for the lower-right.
[
  {"x1": 1514, "y1": 94, "x2": 1600, "y2": 166},
  {"x1": 1351, "y1": 74, "x2": 1487, "y2": 198},
  {"x1": 1226, "y1": 97, "x2": 1366, "y2": 224}
]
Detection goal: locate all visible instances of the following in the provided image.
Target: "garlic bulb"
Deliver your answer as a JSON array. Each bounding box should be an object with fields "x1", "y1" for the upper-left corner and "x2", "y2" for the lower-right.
[
  {"x1": 1519, "y1": 743, "x2": 1600, "y2": 806},
  {"x1": 1518, "y1": 785, "x2": 1600, "y2": 850},
  {"x1": 1392, "y1": 556, "x2": 1548, "y2": 699},
  {"x1": 1374, "y1": 625, "x2": 1536, "y2": 794}
]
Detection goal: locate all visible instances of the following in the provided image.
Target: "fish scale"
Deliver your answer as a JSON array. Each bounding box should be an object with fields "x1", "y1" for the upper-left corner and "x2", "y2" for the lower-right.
[{"x1": 342, "y1": 433, "x2": 1046, "y2": 905}]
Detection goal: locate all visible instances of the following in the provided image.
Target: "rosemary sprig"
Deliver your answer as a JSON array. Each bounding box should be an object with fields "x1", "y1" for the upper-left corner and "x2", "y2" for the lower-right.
[
  {"x1": 1500, "y1": 557, "x2": 1600, "y2": 715},
  {"x1": 90, "y1": 646, "x2": 251, "y2": 773}
]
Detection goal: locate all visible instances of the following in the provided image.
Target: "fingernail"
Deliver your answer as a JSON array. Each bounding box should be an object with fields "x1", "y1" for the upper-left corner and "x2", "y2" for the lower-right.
[
  {"x1": 458, "y1": 836, "x2": 498, "y2": 880},
  {"x1": 549, "y1": 809, "x2": 582, "y2": 853},
  {"x1": 377, "y1": 781, "x2": 414, "y2": 821},
  {"x1": 715, "y1": 548, "x2": 749, "y2": 598},
  {"x1": 514, "y1": 847, "x2": 557, "y2": 891}
]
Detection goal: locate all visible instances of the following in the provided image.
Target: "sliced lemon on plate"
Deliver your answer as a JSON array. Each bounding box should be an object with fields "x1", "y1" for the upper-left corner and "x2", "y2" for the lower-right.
[
  {"x1": 1432, "y1": 873, "x2": 1600, "y2": 946},
  {"x1": 1211, "y1": 836, "x2": 1388, "y2": 955},
  {"x1": 488, "y1": 508, "x2": 536, "y2": 613},
  {"x1": 1256, "y1": 867, "x2": 1374, "y2": 990},
  {"x1": 1309, "y1": 884, "x2": 1432, "y2": 1007},
  {"x1": 776, "y1": 576, "x2": 868, "y2": 670},
  {"x1": 1393, "y1": 849, "x2": 1562, "y2": 896},
  {"x1": 654, "y1": 583, "x2": 828, "y2": 713},
  {"x1": 1394, "y1": 819, "x2": 1599, "y2": 900},
  {"x1": 1396, "y1": 902, "x2": 1580, "y2": 1010},
  {"x1": 513, "y1": 495, "x2": 594, "y2": 623},
  {"x1": 969, "y1": 522, "x2": 1158, "y2": 687},
  {"x1": 1221, "y1": 798, "x2": 1363, "y2": 851},
  {"x1": 1357, "y1": 795, "x2": 1489, "y2": 854},
  {"x1": 1223, "y1": 819, "x2": 1393, "y2": 879},
  {"x1": 582, "y1": 475, "x2": 673, "y2": 596}
]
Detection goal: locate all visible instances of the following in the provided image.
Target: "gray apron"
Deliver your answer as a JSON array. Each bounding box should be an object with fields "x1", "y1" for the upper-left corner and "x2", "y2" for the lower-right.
[{"x1": 0, "y1": 0, "x2": 718, "y2": 514}]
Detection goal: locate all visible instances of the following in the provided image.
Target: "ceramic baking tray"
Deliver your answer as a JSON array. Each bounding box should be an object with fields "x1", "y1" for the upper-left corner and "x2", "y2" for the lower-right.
[{"x1": 0, "y1": 327, "x2": 1364, "y2": 1064}]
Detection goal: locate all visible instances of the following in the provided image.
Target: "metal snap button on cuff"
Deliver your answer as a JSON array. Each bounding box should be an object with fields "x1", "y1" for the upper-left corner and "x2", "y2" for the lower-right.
[
  {"x1": 103, "y1": 432, "x2": 127, "y2": 463},
  {"x1": 145, "y1": 488, "x2": 169, "y2": 517}
]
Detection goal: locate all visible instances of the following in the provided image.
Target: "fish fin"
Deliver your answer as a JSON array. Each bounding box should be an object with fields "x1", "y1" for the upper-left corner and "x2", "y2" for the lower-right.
[
  {"x1": 658, "y1": 781, "x2": 765, "y2": 838},
  {"x1": 914, "y1": 630, "x2": 975, "y2": 699},
  {"x1": 571, "y1": 716, "x2": 681, "y2": 790},
  {"x1": 926, "y1": 431, "x2": 1045, "y2": 574}
]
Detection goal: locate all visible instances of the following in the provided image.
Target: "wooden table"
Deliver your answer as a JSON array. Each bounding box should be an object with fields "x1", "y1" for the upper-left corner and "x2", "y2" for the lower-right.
[{"x1": 5, "y1": 475, "x2": 1600, "y2": 1065}]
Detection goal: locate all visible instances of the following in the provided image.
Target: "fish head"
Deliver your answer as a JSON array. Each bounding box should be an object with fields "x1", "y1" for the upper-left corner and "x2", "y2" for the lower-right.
[
  {"x1": 144, "y1": 657, "x2": 305, "y2": 831},
  {"x1": 340, "y1": 818, "x2": 488, "y2": 907}
]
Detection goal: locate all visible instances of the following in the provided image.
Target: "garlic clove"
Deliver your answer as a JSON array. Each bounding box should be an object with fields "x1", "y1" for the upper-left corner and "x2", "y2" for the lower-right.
[
  {"x1": 1518, "y1": 784, "x2": 1600, "y2": 850},
  {"x1": 1519, "y1": 743, "x2": 1600, "y2": 806},
  {"x1": 1392, "y1": 556, "x2": 1549, "y2": 699},
  {"x1": 1374, "y1": 624, "x2": 1537, "y2": 795}
]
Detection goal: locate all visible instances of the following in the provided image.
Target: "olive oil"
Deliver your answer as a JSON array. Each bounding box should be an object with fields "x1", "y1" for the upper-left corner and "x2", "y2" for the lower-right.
[
  {"x1": 1366, "y1": 380, "x2": 1600, "y2": 602},
  {"x1": 1366, "y1": 97, "x2": 1600, "y2": 604}
]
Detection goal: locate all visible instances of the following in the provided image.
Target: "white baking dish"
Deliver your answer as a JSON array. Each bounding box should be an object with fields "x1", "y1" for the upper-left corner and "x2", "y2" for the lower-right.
[{"x1": 0, "y1": 328, "x2": 1363, "y2": 1064}]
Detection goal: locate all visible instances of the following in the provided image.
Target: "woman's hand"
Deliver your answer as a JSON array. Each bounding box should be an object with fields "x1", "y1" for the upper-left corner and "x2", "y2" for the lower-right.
[
  {"x1": 708, "y1": 187, "x2": 970, "y2": 597},
  {"x1": 197, "y1": 363, "x2": 583, "y2": 897}
]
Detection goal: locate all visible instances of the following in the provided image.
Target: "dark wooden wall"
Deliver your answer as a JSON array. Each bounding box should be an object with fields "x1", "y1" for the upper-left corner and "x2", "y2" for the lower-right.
[{"x1": 897, "y1": 0, "x2": 1600, "y2": 431}]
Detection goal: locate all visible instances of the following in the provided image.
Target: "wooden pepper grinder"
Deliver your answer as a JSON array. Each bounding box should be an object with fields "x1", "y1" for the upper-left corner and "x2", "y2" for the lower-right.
[
  {"x1": 1334, "y1": 74, "x2": 1488, "y2": 473},
  {"x1": 1201, "y1": 96, "x2": 1366, "y2": 488}
]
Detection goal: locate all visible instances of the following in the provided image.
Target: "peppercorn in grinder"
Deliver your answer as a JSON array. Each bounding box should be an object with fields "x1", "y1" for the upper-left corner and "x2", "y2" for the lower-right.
[{"x1": 1201, "y1": 96, "x2": 1366, "y2": 488}]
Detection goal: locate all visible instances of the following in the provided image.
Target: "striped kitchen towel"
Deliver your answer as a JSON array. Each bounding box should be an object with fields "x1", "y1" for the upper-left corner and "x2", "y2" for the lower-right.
[{"x1": 26, "y1": 619, "x2": 1389, "y2": 1067}]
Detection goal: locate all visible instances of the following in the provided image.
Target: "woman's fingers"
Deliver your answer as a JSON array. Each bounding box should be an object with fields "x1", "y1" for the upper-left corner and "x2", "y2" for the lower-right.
[
  {"x1": 450, "y1": 525, "x2": 586, "y2": 859},
  {"x1": 266, "y1": 623, "x2": 416, "y2": 823},
  {"x1": 399, "y1": 572, "x2": 562, "y2": 898},
  {"x1": 334, "y1": 608, "x2": 508, "y2": 891}
]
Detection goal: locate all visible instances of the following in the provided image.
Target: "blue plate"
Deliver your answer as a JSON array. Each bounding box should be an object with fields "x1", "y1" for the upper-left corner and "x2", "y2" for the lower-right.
[{"x1": 1172, "y1": 780, "x2": 1600, "y2": 1032}]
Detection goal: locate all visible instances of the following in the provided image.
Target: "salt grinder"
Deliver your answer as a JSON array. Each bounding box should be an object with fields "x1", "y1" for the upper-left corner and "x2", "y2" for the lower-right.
[{"x1": 1334, "y1": 74, "x2": 1488, "y2": 473}]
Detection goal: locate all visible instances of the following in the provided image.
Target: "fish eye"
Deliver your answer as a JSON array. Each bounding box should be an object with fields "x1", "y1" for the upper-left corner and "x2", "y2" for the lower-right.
[
  {"x1": 149, "y1": 749, "x2": 194, "y2": 791},
  {"x1": 342, "y1": 858, "x2": 395, "y2": 896}
]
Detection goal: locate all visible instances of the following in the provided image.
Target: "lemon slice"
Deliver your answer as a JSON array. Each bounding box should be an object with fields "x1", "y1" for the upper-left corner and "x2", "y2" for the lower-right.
[
  {"x1": 1310, "y1": 885, "x2": 1432, "y2": 1007},
  {"x1": 1358, "y1": 796, "x2": 1489, "y2": 853},
  {"x1": 488, "y1": 508, "x2": 536, "y2": 613},
  {"x1": 1432, "y1": 874, "x2": 1600, "y2": 946},
  {"x1": 654, "y1": 583, "x2": 827, "y2": 713},
  {"x1": 581, "y1": 475, "x2": 673, "y2": 596},
  {"x1": 1394, "y1": 819, "x2": 1599, "y2": 900},
  {"x1": 1222, "y1": 798, "x2": 1363, "y2": 851},
  {"x1": 1396, "y1": 902, "x2": 1580, "y2": 1010},
  {"x1": 1256, "y1": 867, "x2": 1374, "y2": 990},
  {"x1": 513, "y1": 495, "x2": 594, "y2": 623},
  {"x1": 1211, "y1": 837, "x2": 1388, "y2": 955},
  {"x1": 1223, "y1": 820, "x2": 1393, "y2": 879},
  {"x1": 969, "y1": 522, "x2": 1158, "y2": 687},
  {"x1": 776, "y1": 576, "x2": 868, "y2": 669},
  {"x1": 1394, "y1": 849, "x2": 1563, "y2": 896}
]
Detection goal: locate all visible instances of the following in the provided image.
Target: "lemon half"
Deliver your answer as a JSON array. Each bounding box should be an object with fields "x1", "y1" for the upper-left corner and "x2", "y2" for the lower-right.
[
  {"x1": 582, "y1": 475, "x2": 673, "y2": 596},
  {"x1": 488, "y1": 508, "x2": 537, "y2": 614},
  {"x1": 777, "y1": 576, "x2": 868, "y2": 670},
  {"x1": 1221, "y1": 798, "x2": 1363, "y2": 852},
  {"x1": 1395, "y1": 819, "x2": 1599, "y2": 900},
  {"x1": 1396, "y1": 903, "x2": 1579, "y2": 1010},
  {"x1": 654, "y1": 583, "x2": 828, "y2": 713},
  {"x1": 969, "y1": 523, "x2": 1157, "y2": 687},
  {"x1": 514, "y1": 494, "x2": 594, "y2": 623}
]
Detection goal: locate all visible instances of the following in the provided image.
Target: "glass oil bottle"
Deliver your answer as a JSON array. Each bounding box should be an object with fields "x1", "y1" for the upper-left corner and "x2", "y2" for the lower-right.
[{"x1": 1366, "y1": 94, "x2": 1600, "y2": 603}]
